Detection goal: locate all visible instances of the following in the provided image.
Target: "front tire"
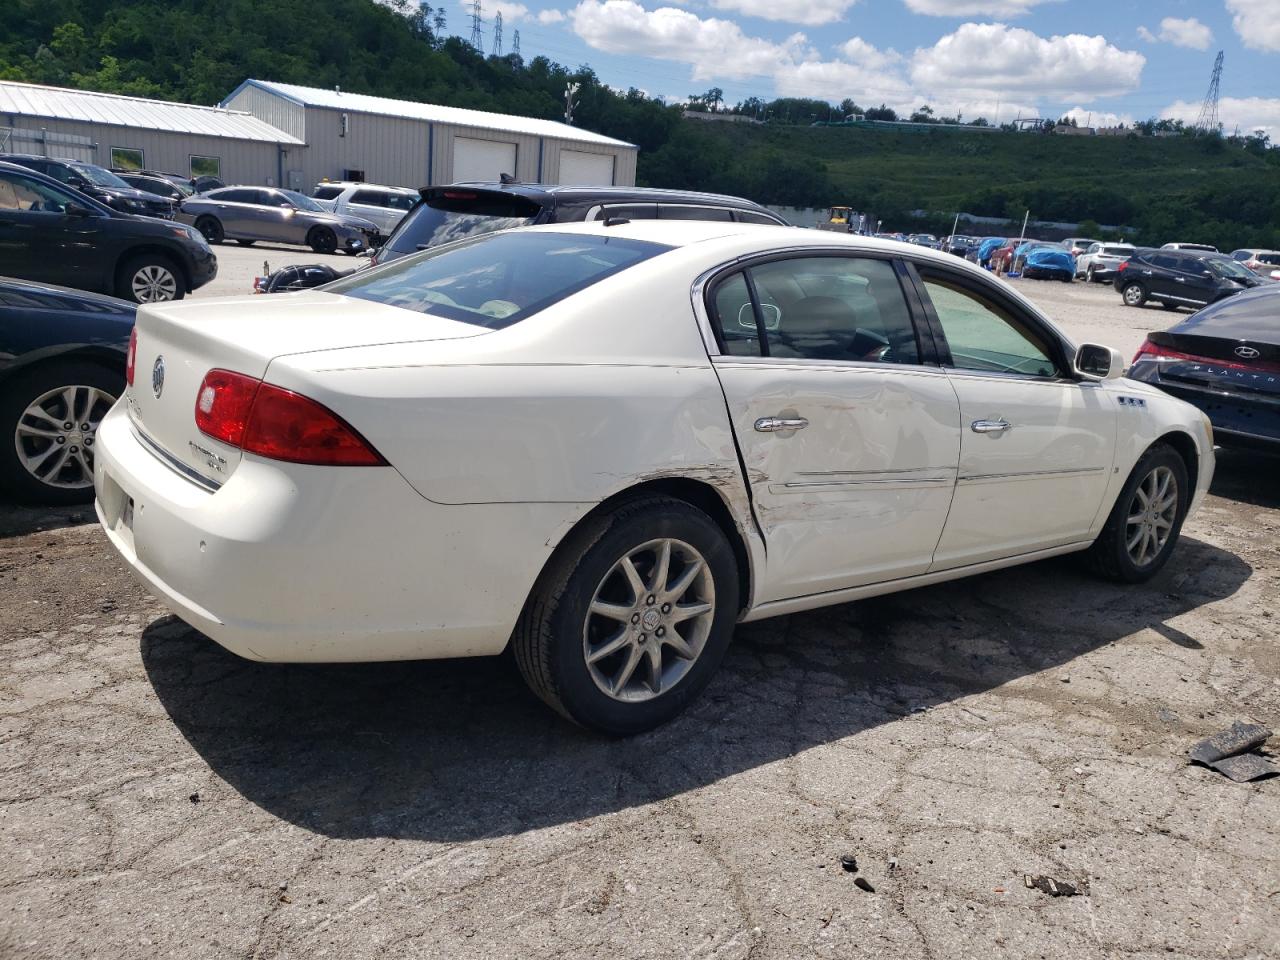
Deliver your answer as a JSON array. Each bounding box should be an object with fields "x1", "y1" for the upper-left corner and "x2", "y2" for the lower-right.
[
  {"x1": 0, "y1": 362, "x2": 121, "y2": 505},
  {"x1": 1083, "y1": 444, "x2": 1189, "y2": 583},
  {"x1": 116, "y1": 253, "x2": 186, "y2": 303},
  {"x1": 308, "y1": 227, "x2": 337, "y2": 254},
  {"x1": 195, "y1": 216, "x2": 223, "y2": 245},
  {"x1": 1122, "y1": 282, "x2": 1147, "y2": 307},
  {"x1": 513, "y1": 496, "x2": 740, "y2": 735}
]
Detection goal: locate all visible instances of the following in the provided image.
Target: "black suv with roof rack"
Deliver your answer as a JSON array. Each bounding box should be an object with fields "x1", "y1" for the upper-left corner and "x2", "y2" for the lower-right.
[
  {"x1": 370, "y1": 183, "x2": 789, "y2": 265},
  {"x1": 1113, "y1": 248, "x2": 1264, "y2": 311}
]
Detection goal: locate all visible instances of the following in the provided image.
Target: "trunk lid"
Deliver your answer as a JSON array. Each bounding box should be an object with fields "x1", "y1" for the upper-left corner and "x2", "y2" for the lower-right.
[
  {"x1": 1148, "y1": 330, "x2": 1280, "y2": 397},
  {"x1": 127, "y1": 291, "x2": 488, "y2": 486}
]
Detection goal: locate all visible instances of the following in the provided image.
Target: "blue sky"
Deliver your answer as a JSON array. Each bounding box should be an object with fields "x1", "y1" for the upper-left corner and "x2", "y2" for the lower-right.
[{"x1": 436, "y1": 0, "x2": 1280, "y2": 136}]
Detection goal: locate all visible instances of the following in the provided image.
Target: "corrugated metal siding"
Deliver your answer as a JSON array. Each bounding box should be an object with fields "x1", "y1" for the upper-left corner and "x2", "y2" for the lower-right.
[
  {"x1": 431, "y1": 123, "x2": 540, "y2": 185},
  {"x1": 0, "y1": 116, "x2": 281, "y2": 184},
  {"x1": 294, "y1": 107, "x2": 428, "y2": 189},
  {"x1": 0, "y1": 80, "x2": 300, "y2": 144},
  {"x1": 221, "y1": 84, "x2": 306, "y2": 142},
  {"x1": 542, "y1": 139, "x2": 637, "y2": 186}
]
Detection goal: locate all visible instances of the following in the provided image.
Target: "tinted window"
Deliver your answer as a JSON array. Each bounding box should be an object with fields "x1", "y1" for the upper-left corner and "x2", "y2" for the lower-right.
[
  {"x1": 1102, "y1": 246, "x2": 1132, "y2": 256},
  {"x1": 385, "y1": 192, "x2": 542, "y2": 256},
  {"x1": 313, "y1": 185, "x2": 343, "y2": 200},
  {"x1": 743, "y1": 257, "x2": 920, "y2": 364},
  {"x1": 658, "y1": 205, "x2": 732, "y2": 222},
  {"x1": 923, "y1": 276, "x2": 1057, "y2": 377},
  {"x1": 327, "y1": 232, "x2": 668, "y2": 329},
  {"x1": 0, "y1": 172, "x2": 76, "y2": 214},
  {"x1": 386, "y1": 192, "x2": 417, "y2": 211},
  {"x1": 595, "y1": 203, "x2": 659, "y2": 221},
  {"x1": 1258, "y1": 253, "x2": 1280, "y2": 266},
  {"x1": 260, "y1": 190, "x2": 293, "y2": 208},
  {"x1": 711, "y1": 273, "x2": 758, "y2": 357},
  {"x1": 1149, "y1": 254, "x2": 1180, "y2": 270},
  {"x1": 735, "y1": 211, "x2": 782, "y2": 225},
  {"x1": 212, "y1": 188, "x2": 256, "y2": 203},
  {"x1": 351, "y1": 189, "x2": 389, "y2": 206}
]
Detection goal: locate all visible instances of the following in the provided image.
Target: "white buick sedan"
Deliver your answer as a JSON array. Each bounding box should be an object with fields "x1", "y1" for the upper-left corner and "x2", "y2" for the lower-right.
[{"x1": 95, "y1": 221, "x2": 1214, "y2": 734}]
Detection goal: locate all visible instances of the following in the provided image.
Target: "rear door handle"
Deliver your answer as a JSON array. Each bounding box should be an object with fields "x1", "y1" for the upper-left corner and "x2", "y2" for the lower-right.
[
  {"x1": 755, "y1": 416, "x2": 809, "y2": 433},
  {"x1": 971, "y1": 419, "x2": 1011, "y2": 434}
]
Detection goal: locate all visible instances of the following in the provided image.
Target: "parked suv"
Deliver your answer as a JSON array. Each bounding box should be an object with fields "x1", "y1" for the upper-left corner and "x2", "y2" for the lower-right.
[
  {"x1": 371, "y1": 183, "x2": 789, "y2": 265},
  {"x1": 1114, "y1": 248, "x2": 1262, "y2": 310},
  {"x1": 1229, "y1": 248, "x2": 1280, "y2": 280},
  {"x1": 1076, "y1": 242, "x2": 1134, "y2": 282},
  {"x1": 311, "y1": 181, "x2": 417, "y2": 238},
  {"x1": 113, "y1": 170, "x2": 195, "y2": 203},
  {"x1": 0, "y1": 154, "x2": 176, "y2": 219},
  {"x1": 0, "y1": 161, "x2": 216, "y2": 303}
]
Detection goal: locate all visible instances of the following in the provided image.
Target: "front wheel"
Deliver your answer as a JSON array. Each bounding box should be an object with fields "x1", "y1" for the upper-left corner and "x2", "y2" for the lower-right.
[
  {"x1": 1083, "y1": 444, "x2": 1189, "y2": 583},
  {"x1": 513, "y1": 497, "x2": 740, "y2": 735},
  {"x1": 308, "y1": 227, "x2": 337, "y2": 254},
  {"x1": 117, "y1": 253, "x2": 185, "y2": 303},
  {"x1": 1086, "y1": 265, "x2": 1096, "y2": 283},
  {"x1": 195, "y1": 216, "x2": 223, "y2": 245},
  {"x1": 1122, "y1": 282, "x2": 1147, "y2": 307}
]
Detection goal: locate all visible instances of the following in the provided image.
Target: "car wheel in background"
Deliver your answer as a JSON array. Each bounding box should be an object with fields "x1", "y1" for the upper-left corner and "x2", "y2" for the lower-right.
[
  {"x1": 1162, "y1": 302, "x2": 1181, "y2": 310},
  {"x1": 1121, "y1": 282, "x2": 1148, "y2": 307},
  {"x1": 1083, "y1": 443, "x2": 1189, "y2": 584},
  {"x1": 1086, "y1": 265, "x2": 1097, "y2": 283},
  {"x1": 308, "y1": 227, "x2": 337, "y2": 254},
  {"x1": 236, "y1": 239, "x2": 256, "y2": 247},
  {"x1": 116, "y1": 254, "x2": 185, "y2": 303},
  {"x1": 194, "y1": 216, "x2": 224, "y2": 244},
  {"x1": 0, "y1": 362, "x2": 121, "y2": 505},
  {"x1": 513, "y1": 496, "x2": 740, "y2": 735}
]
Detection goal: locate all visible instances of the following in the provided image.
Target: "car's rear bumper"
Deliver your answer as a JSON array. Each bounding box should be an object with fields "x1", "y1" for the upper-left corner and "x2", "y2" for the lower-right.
[
  {"x1": 93, "y1": 402, "x2": 584, "y2": 662},
  {"x1": 1129, "y1": 366, "x2": 1280, "y2": 449}
]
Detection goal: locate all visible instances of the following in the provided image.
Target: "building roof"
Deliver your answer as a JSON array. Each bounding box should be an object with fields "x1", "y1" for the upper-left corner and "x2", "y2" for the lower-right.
[
  {"x1": 0, "y1": 81, "x2": 303, "y2": 145},
  {"x1": 227, "y1": 79, "x2": 635, "y2": 150}
]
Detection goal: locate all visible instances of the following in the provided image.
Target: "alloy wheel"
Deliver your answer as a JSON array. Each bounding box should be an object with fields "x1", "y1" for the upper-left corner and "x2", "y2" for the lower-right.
[
  {"x1": 15, "y1": 385, "x2": 115, "y2": 490},
  {"x1": 131, "y1": 264, "x2": 179, "y2": 302},
  {"x1": 582, "y1": 538, "x2": 716, "y2": 703},
  {"x1": 1125, "y1": 465, "x2": 1178, "y2": 567}
]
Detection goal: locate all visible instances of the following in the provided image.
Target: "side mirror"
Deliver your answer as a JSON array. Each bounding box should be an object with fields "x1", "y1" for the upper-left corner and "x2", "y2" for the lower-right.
[
  {"x1": 1075, "y1": 343, "x2": 1125, "y2": 381},
  {"x1": 65, "y1": 202, "x2": 95, "y2": 218}
]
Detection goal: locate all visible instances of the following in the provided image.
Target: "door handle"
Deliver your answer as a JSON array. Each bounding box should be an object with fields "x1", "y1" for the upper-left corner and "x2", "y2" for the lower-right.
[
  {"x1": 755, "y1": 416, "x2": 809, "y2": 433},
  {"x1": 1141, "y1": 270, "x2": 1152, "y2": 275},
  {"x1": 971, "y1": 419, "x2": 1011, "y2": 434},
  {"x1": 1175, "y1": 277, "x2": 1185, "y2": 282}
]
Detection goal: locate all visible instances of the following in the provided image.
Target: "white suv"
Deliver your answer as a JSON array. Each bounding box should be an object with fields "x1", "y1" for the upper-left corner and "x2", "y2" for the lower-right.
[
  {"x1": 311, "y1": 182, "x2": 418, "y2": 237},
  {"x1": 1076, "y1": 242, "x2": 1135, "y2": 282}
]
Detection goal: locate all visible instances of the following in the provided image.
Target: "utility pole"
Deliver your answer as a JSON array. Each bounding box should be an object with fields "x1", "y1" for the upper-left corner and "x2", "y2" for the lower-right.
[
  {"x1": 491, "y1": 11, "x2": 503, "y2": 56},
  {"x1": 564, "y1": 82, "x2": 580, "y2": 124},
  {"x1": 469, "y1": 0, "x2": 482, "y2": 49}
]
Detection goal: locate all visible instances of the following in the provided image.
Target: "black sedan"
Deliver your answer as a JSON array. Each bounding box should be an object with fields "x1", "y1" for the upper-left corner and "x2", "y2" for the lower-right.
[
  {"x1": 1130, "y1": 285, "x2": 1279, "y2": 451},
  {"x1": 0, "y1": 279, "x2": 134, "y2": 503}
]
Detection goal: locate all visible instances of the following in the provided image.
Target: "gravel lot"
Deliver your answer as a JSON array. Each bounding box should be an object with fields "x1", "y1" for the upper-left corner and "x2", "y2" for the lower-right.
[{"x1": 4, "y1": 250, "x2": 1278, "y2": 960}]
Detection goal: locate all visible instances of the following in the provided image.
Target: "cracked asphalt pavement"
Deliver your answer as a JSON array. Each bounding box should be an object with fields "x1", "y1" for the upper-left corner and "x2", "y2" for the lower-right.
[{"x1": 2, "y1": 278, "x2": 1279, "y2": 959}]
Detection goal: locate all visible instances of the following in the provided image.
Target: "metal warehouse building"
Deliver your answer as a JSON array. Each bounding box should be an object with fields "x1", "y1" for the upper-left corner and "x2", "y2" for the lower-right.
[
  {"x1": 0, "y1": 80, "x2": 303, "y2": 184},
  {"x1": 222, "y1": 79, "x2": 638, "y2": 191}
]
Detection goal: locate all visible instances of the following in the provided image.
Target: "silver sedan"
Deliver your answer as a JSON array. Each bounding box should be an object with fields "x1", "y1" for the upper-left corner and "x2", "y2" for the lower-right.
[{"x1": 180, "y1": 187, "x2": 377, "y2": 254}]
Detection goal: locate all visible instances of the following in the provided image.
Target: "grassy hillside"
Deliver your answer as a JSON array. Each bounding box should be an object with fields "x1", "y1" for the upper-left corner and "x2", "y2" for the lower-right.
[
  {"x1": 2, "y1": 0, "x2": 1277, "y2": 249},
  {"x1": 646, "y1": 121, "x2": 1280, "y2": 249}
]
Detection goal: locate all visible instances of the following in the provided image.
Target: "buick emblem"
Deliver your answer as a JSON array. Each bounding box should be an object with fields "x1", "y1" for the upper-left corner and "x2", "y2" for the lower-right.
[
  {"x1": 152, "y1": 355, "x2": 166, "y2": 399},
  {"x1": 1234, "y1": 345, "x2": 1260, "y2": 360}
]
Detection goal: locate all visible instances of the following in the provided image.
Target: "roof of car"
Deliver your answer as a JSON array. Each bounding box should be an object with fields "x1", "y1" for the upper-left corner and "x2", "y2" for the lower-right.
[
  {"x1": 440, "y1": 182, "x2": 777, "y2": 212},
  {"x1": 318, "y1": 181, "x2": 416, "y2": 191}
]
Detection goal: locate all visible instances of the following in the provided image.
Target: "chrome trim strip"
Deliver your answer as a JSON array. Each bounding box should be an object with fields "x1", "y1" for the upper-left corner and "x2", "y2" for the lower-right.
[
  {"x1": 957, "y1": 466, "x2": 1105, "y2": 483},
  {"x1": 131, "y1": 425, "x2": 222, "y2": 492},
  {"x1": 781, "y1": 477, "x2": 951, "y2": 488},
  {"x1": 795, "y1": 465, "x2": 951, "y2": 477},
  {"x1": 712, "y1": 355, "x2": 947, "y2": 376}
]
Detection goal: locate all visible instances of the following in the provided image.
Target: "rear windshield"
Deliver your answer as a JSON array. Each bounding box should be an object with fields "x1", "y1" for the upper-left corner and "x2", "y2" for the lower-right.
[
  {"x1": 385, "y1": 191, "x2": 543, "y2": 256},
  {"x1": 1102, "y1": 246, "x2": 1132, "y2": 256},
  {"x1": 325, "y1": 231, "x2": 669, "y2": 329}
]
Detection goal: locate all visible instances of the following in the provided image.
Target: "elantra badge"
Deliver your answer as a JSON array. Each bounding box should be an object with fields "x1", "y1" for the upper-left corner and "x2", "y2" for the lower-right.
[
  {"x1": 152, "y1": 355, "x2": 166, "y2": 399},
  {"x1": 1234, "y1": 345, "x2": 1260, "y2": 360}
]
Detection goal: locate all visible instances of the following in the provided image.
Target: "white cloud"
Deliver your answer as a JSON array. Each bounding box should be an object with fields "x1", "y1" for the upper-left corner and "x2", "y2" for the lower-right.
[
  {"x1": 709, "y1": 0, "x2": 858, "y2": 26},
  {"x1": 1162, "y1": 96, "x2": 1280, "y2": 140},
  {"x1": 1061, "y1": 105, "x2": 1133, "y2": 128},
  {"x1": 838, "y1": 36, "x2": 902, "y2": 69},
  {"x1": 901, "y1": 0, "x2": 1054, "y2": 15},
  {"x1": 456, "y1": 0, "x2": 530, "y2": 22},
  {"x1": 1137, "y1": 25, "x2": 1157, "y2": 43},
  {"x1": 1156, "y1": 17, "x2": 1212, "y2": 50},
  {"x1": 537, "y1": 9, "x2": 566, "y2": 23},
  {"x1": 910, "y1": 23, "x2": 1145, "y2": 101},
  {"x1": 1227, "y1": 0, "x2": 1280, "y2": 53}
]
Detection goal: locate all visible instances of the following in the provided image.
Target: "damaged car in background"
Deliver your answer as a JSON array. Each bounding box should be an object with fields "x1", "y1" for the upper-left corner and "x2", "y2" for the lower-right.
[
  {"x1": 97, "y1": 222, "x2": 1214, "y2": 734},
  {"x1": 180, "y1": 186, "x2": 379, "y2": 254}
]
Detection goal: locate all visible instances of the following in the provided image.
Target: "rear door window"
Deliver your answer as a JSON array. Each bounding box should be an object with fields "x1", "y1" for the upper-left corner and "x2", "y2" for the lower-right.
[
  {"x1": 735, "y1": 211, "x2": 782, "y2": 225},
  {"x1": 351, "y1": 189, "x2": 390, "y2": 207},
  {"x1": 384, "y1": 190, "x2": 543, "y2": 256},
  {"x1": 313, "y1": 185, "x2": 343, "y2": 200},
  {"x1": 710, "y1": 273, "x2": 759, "y2": 357},
  {"x1": 326, "y1": 231, "x2": 669, "y2": 329},
  {"x1": 594, "y1": 203, "x2": 659, "y2": 221},
  {"x1": 657, "y1": 205, "x2": 733, "y2": 221}
]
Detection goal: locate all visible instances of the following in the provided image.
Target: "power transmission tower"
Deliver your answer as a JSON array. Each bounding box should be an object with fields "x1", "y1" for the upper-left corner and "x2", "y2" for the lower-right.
[
  {"x1": 1194, "y1": 50, "x2": 1223, "y2": 135},
  {"x1": 491, "y1": 11, "x2": 503, "y2": 56},
  {"x1": 564, "y1": 82, "x2": 580, "y2": 124},
  {"x1": 512, "y1": 29, "x2": 520, "y2": 58},
  {"x1": 469, "y1": 0, "x2": 482, "y2": 49},
  {"x1": 433, "y1": 8, "x2": 445, "y2": 36}
]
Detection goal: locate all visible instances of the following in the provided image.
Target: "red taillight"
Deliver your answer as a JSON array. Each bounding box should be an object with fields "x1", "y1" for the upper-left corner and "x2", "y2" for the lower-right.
[
  {"x1": 126, "y1": 328, "x2": 137, "y2": 387},
  {"x1": 195, "y1": 369, "x2": 384, "y2": 467},
  {"x1": 1132, "y1": 339, "x2": 1197, "y2": 366},
  {"x1": 1131, "y1": 338, "x2": 1277, "y2": 372},
  {"x1": 1117, "y1": 261, "x2": 1128, "y2": 272}
]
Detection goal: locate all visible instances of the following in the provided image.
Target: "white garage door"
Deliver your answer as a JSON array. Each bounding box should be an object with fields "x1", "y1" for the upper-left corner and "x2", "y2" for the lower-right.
[
  {"x1": 559, "y1": 150, "x2": 615, "y2": 186},
  {"x1": 452, "y1": 137, "x2": 517, "y2": 182}
]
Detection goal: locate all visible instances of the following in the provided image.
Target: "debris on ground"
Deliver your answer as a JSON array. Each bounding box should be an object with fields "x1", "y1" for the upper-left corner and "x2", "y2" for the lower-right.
[
  {"x1": 1024, "y1": 875, "x2": 1088, "y2": 897},
  {"x1": 853, "y1": 877, "x2": 875, "y2": 893},
  {"x1": 188, "y1": 792, "x2": 200, "y2": 804},
  {"x1": 840, "y1": 854, "x2": 858, "y2": 873},
  {"x1": 1188, "y1": 721, "x2": 1276, "y2": 782},
  {"x1": 888, "y1": 857, "x2": 898, "y2": 874}
]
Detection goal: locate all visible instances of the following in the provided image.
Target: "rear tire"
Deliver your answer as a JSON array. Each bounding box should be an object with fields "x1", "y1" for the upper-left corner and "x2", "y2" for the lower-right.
[
  {"x1": 116, "y1": 253, "x2": 186, "y2": 303},
  {"x1": 0, "y1": 362, "x2": 121, "y2": 505},
  {"x1": 195, "y1": 216, "x2": 223, "y2": 245},
  {"x1": 1121, "y1": 282, "x2": 1147, "y2": 307},
  {"x1": 1086, "y1": 265, "x2": 1097, "y2": 283},
  {"x1": 1083, "y1": 444, "x2": 1189, "y2": 583},
  {"x1": 308, "y1": 227, "x2": 337, "y2": 255},
  {"x1": 235, "y1": 239, "x2": 255, "y2": 247},
  {"x1": 512, "y1": 496, "x2": 740, "y2": 735}
]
